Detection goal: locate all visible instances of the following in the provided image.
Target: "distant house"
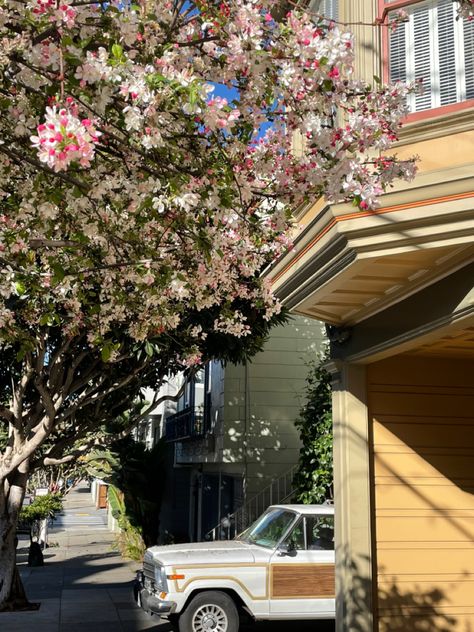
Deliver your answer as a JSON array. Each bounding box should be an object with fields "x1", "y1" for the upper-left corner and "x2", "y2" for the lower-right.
[
  {"x1": 269, "y1": 1, "x2": 474, "y2": 631},
  {"x1": 136, "y1": 316, "x2": 326, "y2": 543}
]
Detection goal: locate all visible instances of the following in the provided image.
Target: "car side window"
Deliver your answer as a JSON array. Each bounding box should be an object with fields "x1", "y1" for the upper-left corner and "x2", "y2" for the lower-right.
[
  {"x1": 306, "y1": 516, "x2": 334, "y2": 550},
  {"x1": 285, "y1": 518, "x2": 305, "y2": 551}
]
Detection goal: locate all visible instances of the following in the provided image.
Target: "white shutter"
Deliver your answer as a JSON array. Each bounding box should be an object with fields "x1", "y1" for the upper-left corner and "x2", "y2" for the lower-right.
[
  {"x1": 389, "y1": 0, "x2": 474, "y2": 113},
  {"x1": 321, "y1": 0, "x2": 338, "y2": 21},
  {"x1": 307, "y1": 0, "x2": 337, "y2": 21},
  {"x1": 389, "y1": 14, "x2": 407, "y2": 83},
  {"x1": 437, "y1": 0, "x2": 457, "y2": 106},
  {"x1": 412, "y1": 2, "x2": 433, "y2": 111},
  {"x1": 463, "y1": 15, "x2": 474, "y2": 100}
]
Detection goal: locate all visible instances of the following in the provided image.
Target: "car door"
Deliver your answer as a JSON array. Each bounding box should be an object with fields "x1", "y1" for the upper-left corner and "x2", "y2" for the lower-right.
[{"x1": 269, "y1": 514, "x2": 335, "y2": 617}]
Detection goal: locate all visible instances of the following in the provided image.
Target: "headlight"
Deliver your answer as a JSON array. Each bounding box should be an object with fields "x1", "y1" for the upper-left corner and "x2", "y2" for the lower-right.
[{"x1": 154, "y1": 565, "x2": 168, "y2": 593}]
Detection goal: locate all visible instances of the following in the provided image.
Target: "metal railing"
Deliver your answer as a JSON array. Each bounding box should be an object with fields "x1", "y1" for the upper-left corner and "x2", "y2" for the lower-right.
[
  {"x1": 165, "y1": 407, "x2": 203, "y2": 442},
  {"x1": 205, "y1": 465, "x2": 298, "y2": 541}
]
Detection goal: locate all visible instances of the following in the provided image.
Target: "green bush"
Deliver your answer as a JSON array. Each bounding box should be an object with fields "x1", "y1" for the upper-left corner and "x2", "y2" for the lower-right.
[
  {"x1": 108, "y1": 485, "x2": 146, "y2": 561},
  {"x1": 293, "y1": 356, "x2": 333, "y2": 504},
  {"x1": 19, "y1": 494, "x2": 63, "y2": 524},
  {"x1": 85, "y1": 437, "x2": 166, "y2": 548}
]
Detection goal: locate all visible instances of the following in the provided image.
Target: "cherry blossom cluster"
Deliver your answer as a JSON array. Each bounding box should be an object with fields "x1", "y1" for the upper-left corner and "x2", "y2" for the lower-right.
[
  {"x1": 0, "y1": 0, "x2": 425, "y2": 368},
  {"x1": 456, "y1": 0, "x2": 474, "y2": 20},
  {"x1": 31, "y1": 104, "x2": 101, "y2": 171},
  {"x1": 29, "y1": 0, "x2": 77, "y2": 27},
  {"x1": 388, "y1": 8, "x2": 409, "y2": 32}
]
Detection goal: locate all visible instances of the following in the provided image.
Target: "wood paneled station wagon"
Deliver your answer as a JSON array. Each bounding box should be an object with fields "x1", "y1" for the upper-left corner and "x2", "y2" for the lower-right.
[{"x1": 134, "y1": 504, "x2": 335, "y2": 632}]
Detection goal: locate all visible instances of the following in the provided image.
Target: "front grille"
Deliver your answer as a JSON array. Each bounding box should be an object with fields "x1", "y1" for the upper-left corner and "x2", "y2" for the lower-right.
[{"x1": 143, "y1": 553, "x2": 155, "y2": 587}]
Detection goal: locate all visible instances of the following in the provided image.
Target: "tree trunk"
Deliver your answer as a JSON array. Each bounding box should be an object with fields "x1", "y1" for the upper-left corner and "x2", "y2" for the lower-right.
[
  {"x1": 0, "y1": 514, "x2": 18, "y2": 607},
  {"x1": 0, "y1": 510, "x2": 35, "y2": 610},
  {"x1": 0, "y1": 465, "x2": 36, "y2": 611}
]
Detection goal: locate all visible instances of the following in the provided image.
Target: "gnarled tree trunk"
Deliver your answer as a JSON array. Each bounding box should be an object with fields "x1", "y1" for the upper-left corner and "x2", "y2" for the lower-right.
[{"x1": 0, "y1": 462, "x2": 33, "y2": 611}]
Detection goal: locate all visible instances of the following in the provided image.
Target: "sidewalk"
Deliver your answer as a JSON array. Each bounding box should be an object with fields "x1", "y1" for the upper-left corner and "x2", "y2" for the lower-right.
[{"x1": 1, "y1": 484, "x2": 169, "y2": 632}]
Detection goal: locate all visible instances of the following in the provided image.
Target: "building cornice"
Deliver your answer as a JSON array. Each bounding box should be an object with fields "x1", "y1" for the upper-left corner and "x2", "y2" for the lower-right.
[{"x1": 269, "y1": 165, "x2": 474, "y2": 326}]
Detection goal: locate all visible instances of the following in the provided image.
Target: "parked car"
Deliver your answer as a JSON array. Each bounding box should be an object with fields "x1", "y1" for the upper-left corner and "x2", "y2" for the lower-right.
[{"x1": 134, "y1": 504, "x2": 335, "y2": 632}]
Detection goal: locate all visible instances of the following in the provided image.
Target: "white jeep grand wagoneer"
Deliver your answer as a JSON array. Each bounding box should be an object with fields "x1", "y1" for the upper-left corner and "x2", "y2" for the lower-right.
[{"x1": 134, "y1": 504, "x2": 335, "y2": 632}]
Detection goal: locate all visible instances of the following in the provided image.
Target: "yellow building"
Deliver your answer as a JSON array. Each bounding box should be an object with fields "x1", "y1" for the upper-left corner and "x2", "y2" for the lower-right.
[{"x1": 270, "y1": 1, "x2": 474, "y2": 630}]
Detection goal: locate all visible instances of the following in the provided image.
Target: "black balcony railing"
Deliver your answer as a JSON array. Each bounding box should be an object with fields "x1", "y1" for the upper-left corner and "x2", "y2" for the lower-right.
[{"x1": 165, "y1": 407, "x2": 203, "y2": 442}]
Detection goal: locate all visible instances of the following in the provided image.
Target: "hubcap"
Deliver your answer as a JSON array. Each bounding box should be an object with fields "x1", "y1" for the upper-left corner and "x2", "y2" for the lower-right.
[{"x1": 192, "y1": 604, "x2": 228, "y2": 632}]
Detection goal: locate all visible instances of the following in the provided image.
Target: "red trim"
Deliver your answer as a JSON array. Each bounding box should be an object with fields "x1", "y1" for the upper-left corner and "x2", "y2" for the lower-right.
[
  {"x1": 404, "y1": 98, "x2": 474, "y2": 123},
  {"x1": 380, "y1": 0, "x2": 426, "y2": 21},
  {"x1": 271, "y1": 191, "x2": 474, "y2": 285}
]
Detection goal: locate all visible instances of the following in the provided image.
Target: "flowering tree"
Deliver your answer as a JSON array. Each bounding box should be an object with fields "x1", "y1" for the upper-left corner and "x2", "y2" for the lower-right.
[
  {"x1": 456, "y1": 0, "x2": 474, "y2": 20},
  {"x1": 0, "y1": 0, "x2": 417, "y2": 608}
]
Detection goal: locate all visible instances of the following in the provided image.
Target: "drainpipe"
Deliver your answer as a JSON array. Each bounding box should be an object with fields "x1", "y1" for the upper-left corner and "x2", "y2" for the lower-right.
[{"x1": 243, "y1": 360, "x2": 249, "y2": 505}]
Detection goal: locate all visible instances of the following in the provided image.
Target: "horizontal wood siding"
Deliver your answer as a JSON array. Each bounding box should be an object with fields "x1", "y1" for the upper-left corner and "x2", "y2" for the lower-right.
[
  {"x1": 271, "y1": 563, "x2": 335, "y2": 598},
  {"x1": 369, "y1": 355, "x2": 474, "y2": 632}
]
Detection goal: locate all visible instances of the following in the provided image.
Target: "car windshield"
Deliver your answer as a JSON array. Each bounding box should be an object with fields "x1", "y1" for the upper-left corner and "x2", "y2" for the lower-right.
[{"x1": 236, "y1": 509, "x2": 297, "y2": 549}]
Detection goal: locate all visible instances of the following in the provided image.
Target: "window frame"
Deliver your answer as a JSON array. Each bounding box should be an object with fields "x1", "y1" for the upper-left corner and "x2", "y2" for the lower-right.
[{"x1": 378, "y1": 0, "x2": 474, "y2": 121}]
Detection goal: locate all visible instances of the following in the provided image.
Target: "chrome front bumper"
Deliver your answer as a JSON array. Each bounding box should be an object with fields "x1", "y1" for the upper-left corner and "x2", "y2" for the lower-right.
[{"x1": 133, "y1": 571, "x2": 176, "y2": 617}]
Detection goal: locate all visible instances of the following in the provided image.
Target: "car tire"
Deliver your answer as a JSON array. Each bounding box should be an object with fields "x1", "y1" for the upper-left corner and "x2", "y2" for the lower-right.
[{"x1": 178, "y1": 590, "x2": 239, "y2": 632}]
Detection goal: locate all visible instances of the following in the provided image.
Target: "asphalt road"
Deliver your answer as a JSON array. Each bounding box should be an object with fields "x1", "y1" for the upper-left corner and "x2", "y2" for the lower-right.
[{"x1": 242, "y1": 619, "x2": 335, "y2": 632}]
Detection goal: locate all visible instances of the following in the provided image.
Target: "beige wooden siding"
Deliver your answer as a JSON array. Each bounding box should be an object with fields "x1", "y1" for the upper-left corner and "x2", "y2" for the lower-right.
[{"x1": 368, "y1": 355, "x2": 474, "y2": 632}]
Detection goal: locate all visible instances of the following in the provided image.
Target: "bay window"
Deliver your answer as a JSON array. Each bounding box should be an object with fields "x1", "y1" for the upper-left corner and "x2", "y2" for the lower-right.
[{"x1": 386, "y1": 0, "x2": 474, "y2": 112}]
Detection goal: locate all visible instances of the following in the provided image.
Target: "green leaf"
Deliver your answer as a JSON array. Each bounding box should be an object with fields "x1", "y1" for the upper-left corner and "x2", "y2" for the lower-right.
[
  {"x1": 101, "y1": 342, "x2": 113, "y2": 362},
  {"x1": 145, "y1": 341, "x2": 154, "y2": 357},
  {"x1": 322, "y1": 79, "x2": 334, "y2": 92},
  {"x1": 111, "y1": 43, "x2": 124, "y2": 61},
  {"x1": 14, "y1": 280, "x2": 26, "y2": 296},
  {"x1": 39, "y1": 313, "x2": 50, "y2": 326},
  {"x1": 52, "y1": 263, "x2": 65, "y2": 283}
]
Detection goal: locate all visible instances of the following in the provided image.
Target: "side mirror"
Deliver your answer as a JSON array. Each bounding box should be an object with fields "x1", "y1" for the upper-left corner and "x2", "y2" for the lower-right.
[{"x1": 277, "y1": 541, "x2": 294, "y2": 556}]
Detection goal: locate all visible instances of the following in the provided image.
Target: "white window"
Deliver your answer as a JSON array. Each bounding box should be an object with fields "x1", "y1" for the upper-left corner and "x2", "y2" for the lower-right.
[
  {"x1": 307, "y1": 0, "x2": 338, "y2": 21},
  {"x1": 388, "y1": 0, "x2": 474, "y2": 112}
]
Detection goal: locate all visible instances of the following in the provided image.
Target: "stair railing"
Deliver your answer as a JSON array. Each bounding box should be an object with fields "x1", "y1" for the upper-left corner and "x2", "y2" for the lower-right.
[{"x1": 205, "y1": 464, "x2": 298, "y2": 541}]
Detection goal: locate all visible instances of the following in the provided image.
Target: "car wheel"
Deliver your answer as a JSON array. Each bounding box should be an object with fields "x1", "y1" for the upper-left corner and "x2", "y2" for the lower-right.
[{"x1": 178, "y1": 590, "x2": 239, "y2": 632}]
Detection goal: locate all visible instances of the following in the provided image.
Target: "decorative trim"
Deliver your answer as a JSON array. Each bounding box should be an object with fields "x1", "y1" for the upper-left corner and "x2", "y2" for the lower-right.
[
  {"x1": 173, "y1": 573, "x2": 269, "y2": 601},
  {"x1": 275, "y1": 243, "x2": 355, "y2": 310},
  {"x1": 271, "y1": 190, "x2": 474, "y2": 286},
  {"x1": 397, "y1": 107, "x2": 474, "y2": 146},
  {"x1": 345, "y1": 304, "x2": 474, "y2": 364}
]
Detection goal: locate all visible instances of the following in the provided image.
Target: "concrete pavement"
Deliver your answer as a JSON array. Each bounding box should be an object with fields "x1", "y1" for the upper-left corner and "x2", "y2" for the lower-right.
[{"x1": 1, "y1": 483, "x2": 167, "y2": 632}]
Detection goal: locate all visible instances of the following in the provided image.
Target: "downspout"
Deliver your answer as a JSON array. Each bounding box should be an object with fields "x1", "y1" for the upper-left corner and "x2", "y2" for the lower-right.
[{"x1": 243, "y1": 360, "x2": 249, "y2": 505}]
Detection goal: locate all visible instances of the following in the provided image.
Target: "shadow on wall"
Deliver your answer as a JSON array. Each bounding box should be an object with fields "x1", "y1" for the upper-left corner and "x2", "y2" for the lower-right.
[
  {"x1": 341, "y1": 552, "x2": 458, "y2": 632},
  {"x1": 225, "y1": 412, "x2": 276, "y2": 468}
]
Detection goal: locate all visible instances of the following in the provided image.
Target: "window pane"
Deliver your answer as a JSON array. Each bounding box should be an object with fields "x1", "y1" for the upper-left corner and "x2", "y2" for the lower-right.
[
  {"x1": 306, "y1": 516, "x2": 334, "y2": 550},
  {"x1": 238, "y1": 509, "x2": 296, "y2": 549},
  {"x1": 286, "y1": 518, "x2": 305, "y2": 550}
]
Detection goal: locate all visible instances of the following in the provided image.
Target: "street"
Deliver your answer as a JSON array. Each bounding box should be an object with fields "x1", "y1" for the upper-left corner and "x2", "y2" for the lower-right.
[{"x1": 0, "y1": 484, "x2": 334, "y2": 631}]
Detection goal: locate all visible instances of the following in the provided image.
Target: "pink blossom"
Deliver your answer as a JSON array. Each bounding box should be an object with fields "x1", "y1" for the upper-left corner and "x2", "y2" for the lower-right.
[{"x1": 31, "y1": 105, "x2": 101, "y2": 171}]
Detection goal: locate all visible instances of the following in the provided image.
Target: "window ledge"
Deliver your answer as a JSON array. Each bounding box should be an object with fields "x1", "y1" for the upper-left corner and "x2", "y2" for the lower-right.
[{"x1": 396, "y1": 105, "x2": 474, "y2": 146}]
